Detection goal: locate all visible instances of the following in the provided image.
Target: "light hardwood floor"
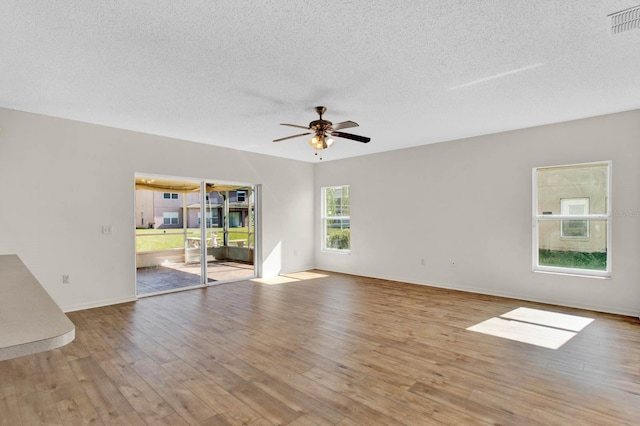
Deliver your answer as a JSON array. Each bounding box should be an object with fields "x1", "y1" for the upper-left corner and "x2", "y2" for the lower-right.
[{"x1": 1, "y1": 271, "x2": 639, "y2": 425}]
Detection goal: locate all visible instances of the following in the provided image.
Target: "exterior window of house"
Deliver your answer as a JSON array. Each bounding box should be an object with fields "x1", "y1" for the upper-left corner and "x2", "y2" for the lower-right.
[
  {"x1": 163, "y1": 212, "x2": 179, "y2": 225},
  {"x1": 237, "y1": 191, "x2": 246, "y2": 202},
  {"x1": 322, "y1": 185, "x2": 350, "y2": 252},
  {"x1": 163, "y1": 193, "x2": 178, "y2": 199},
  {"x1": 533, "y1": 162, "x2": 611, "y2": 278},
  {"x1": 560, "y1": 198, "x2": 589, "y2": 238},
  {"x1": 229, "y1": 212, "x2": 242, "y2": 227}
]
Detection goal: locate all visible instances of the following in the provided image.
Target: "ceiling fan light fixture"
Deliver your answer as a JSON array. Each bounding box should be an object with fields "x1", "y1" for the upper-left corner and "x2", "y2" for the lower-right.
[
  {"x1": 309, "y1": 135, "x2": 320, "y2": 149},
  {"x1": 309, "y1": 134, "x2": 331, "y2": 150}
]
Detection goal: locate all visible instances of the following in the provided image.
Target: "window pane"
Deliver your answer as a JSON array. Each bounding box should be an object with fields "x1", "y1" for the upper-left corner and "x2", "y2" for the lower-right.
[
  {"x1": 325, "y1": 219, "x2": 350, "y2": 250},
  {"x1": 325, "y1": 186, "x2": 350, "y2": 217},
  {"x1": 538, "y1": 219, "x2": 607, "y2": 270},
  {"x1": 323, "y1": 185, "x2": 351, "y2": 252},
  {"x1": 537, "y1": 164, "x2": 608, "y2": 215},
  {"x1": 162, "y1": 212, "x2": 180, "y2": 226}
]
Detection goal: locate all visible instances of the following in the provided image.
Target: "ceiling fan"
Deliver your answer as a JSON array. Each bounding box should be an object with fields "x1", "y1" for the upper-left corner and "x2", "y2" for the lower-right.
[{"x1": 273, "y1": 106, "x2": 370, "y2": 150}]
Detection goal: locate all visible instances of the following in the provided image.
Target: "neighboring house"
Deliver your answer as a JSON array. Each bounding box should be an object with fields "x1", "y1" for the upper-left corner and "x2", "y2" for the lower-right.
[{"x1": 135, "y1": 190, "x2": 250, "y2": 229}]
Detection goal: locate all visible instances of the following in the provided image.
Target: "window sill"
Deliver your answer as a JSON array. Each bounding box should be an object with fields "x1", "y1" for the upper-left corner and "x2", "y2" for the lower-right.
[
  {"x1": 322, "y1": 249, "x2": 351, "y2": 255},
  {"x1": 533, "y1": 267, "x2": 611, "y2": 280}
]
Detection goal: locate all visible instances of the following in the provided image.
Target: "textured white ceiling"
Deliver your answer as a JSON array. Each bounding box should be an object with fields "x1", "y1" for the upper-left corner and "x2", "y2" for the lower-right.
[{"x1": 1, "y1": 1, "x2": 639, "y2": 162}]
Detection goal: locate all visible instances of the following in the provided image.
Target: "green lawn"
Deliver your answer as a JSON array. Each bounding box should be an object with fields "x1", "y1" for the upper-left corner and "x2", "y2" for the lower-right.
[
  {"x1": 538, "y1": 249, "x2": 606, "y2": 270},
  {"x1": 136, "y1": 227, "x2": 251, "y2": 252}
]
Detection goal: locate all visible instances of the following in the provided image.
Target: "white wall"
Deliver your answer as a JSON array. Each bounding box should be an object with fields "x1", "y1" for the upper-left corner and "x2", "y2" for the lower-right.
[
  {"x1": 2, "y1": 107, "x2": 638, "y2": 316},
  {"x1": 315, "y1": 110, "x2": 640, "y2": 316},
  {"x1": 0, "y1": 108, "x2": 315, "y2": 311}
]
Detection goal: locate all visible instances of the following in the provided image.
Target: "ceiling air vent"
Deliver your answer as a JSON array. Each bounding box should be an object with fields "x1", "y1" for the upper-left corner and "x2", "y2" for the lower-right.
[{"x1": 610, "y1": 5, "x2": 640, "y2": 34}]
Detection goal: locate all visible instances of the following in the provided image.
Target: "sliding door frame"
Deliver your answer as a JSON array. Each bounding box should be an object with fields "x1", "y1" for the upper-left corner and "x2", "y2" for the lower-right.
[{"x1": 134, "y1": 173, "x2": 260, "y2": 296}]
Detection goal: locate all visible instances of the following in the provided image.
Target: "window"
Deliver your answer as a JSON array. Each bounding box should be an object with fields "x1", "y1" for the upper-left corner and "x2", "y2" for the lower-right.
[
  {"x1": 229, "y1": 211, "x2": 242, "y2": 228},
  {"x1": 533, "y1": 162, "x2": 611, "y2": 277},
  {"x1": 237, "y1": 191, "x2": 246, "y2": 202},
  {"x1": 162, "y1": 212, "x2": 179, "y2": 225},
  {"x1": 560, "y1": 198, "x2": 589, "y2": 238},
  {"x1": 163, "y1": 193, "x2": 178, "y2": 199},
  {"x1": 322, "y1": 185, "x2": 350, "y2": 252}
]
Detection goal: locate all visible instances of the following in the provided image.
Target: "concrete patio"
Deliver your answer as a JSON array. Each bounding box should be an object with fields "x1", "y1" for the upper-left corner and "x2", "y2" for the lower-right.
[{"x1": 136, "y1": 260, "x2": 254, "y2": 296}]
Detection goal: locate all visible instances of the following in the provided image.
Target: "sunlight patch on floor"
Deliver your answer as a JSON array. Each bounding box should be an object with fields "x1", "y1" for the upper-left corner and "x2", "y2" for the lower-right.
[
  {"x1": 467, "y1": 317, "x2": 577, "y2": 349},
  {"x1": 500, "y1": 307, "x2": 593, "y2": 332},
  {"x1": 467, "y1": 307, "x2": 594, "y2": 349},
  {"x1": 252, "y1": 276, "x2": 300, "y2": 285},
  {"x1": 285, "y1": 271, "x2": 329, "y2": 280},
  {"x1": 252, "y1": 271, "x2": 329, "y2": 285}
]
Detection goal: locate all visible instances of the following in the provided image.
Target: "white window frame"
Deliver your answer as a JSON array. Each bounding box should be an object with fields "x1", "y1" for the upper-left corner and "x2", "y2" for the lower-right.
[
  {"x1": 237, "y1": 191, "x2": 246, "y2": 202},
  {"x1": 532, "y1": 161, "x2": 611, "y2": 278},
  {"x1": 163, "y1": 211, "x2": 179, "y2": 225},
  {"x1": 163, "y1": 192, "x2": 178, "y2": 199},
  {"x1": 321, "y1": 185, "x2": 351, "y2": 253}
]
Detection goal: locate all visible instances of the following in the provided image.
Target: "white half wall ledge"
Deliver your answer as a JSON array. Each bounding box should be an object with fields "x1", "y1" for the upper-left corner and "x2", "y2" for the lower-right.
[{"x1": 0, "y1": 255, "x2": 75, "y2": 361}]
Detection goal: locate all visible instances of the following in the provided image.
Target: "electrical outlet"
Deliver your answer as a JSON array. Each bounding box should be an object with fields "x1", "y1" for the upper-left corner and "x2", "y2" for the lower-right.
[
  {"x1": 102, "y1": 225, "x2": 112, "y2": 235},
  {"x1": 420, "y1": 258, "x2": 425, "y2": 266},
  {"x1": 62, "y1": 274, "x2": 70, "y2": 284}
]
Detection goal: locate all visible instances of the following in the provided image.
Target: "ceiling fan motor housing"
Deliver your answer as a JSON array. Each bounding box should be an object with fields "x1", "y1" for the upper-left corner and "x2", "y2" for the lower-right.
[{"x1": 310, "y1": 119, "x2": 332, "y2": 132}]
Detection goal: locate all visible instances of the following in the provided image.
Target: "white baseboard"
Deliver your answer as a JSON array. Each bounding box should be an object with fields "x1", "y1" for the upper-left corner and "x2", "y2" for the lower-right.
[
  {"x1": 62, "y1": 296, "x2": 137, "y2": 313},
  {"x1": 316, "y1": 267, "x2": 639, "y2": 317},
  {"x1": 60, "y1": 269, "x2": 638, "y2": 318}
]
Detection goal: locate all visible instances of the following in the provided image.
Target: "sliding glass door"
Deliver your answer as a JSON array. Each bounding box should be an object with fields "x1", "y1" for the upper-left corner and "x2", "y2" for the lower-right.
[
  {"x1": 135, "y1": 175, "x2": 258, "y2": 296},
  {"x1": 201, "y1": 183, "x2": 256, "y2": 283}
]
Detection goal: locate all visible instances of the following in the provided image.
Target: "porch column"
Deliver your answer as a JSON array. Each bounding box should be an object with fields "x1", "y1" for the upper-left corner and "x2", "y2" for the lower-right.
[
  {"x1": 223, "y1": 191, "x2": 229, "y2": 246},
  {"x1": 182, "y1": 194, "x2": 187, "y2": 246}
]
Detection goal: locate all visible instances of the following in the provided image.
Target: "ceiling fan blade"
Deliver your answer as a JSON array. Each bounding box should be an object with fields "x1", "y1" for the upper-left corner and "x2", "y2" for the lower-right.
[
  {"x1": 273, "y1": 132, "x2": 312, "y2": 142},
  {"x1": 330, "y1": 120, "x2": 359, "y2": 131},
  {"x1": 330, "y1": 131, "x2": 371, "y2": 143},
  {"x1": 280, "y1": 123, "x2": 311, "y2": 130}
]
